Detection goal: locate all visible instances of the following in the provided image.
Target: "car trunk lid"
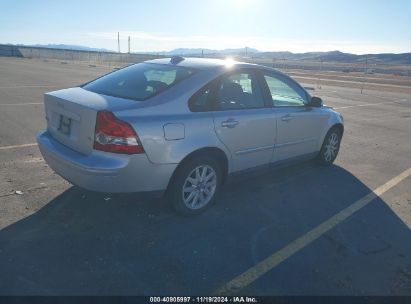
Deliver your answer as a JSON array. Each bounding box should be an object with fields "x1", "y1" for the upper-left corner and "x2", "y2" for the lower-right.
[{"x1": 44, "y1": 87, "x2": 139, "y2": 155}]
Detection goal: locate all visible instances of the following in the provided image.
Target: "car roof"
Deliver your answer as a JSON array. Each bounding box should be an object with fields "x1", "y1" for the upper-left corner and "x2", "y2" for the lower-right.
[
  {"x1": 143, "y1": 57, "x2": 307, "y2": 94},
  {"x1": 143, "y1": 57, "x2": 305, "y2": 94},
  {"x1": 144, "y1": 57, "x2": 258, "y2": 70}
]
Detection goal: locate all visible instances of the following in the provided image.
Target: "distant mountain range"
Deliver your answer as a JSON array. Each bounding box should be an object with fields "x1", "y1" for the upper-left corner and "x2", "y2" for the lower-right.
[
  {"x1": 12, "y1": 44, "x2": 411, "y2": 64},
  {"x1": 156, "y1": 49, "x2": 411, "y2": 64},
  {"x1": 257, "y1": 50, "x2": 411, "y2": 64},
  {"x1": 152, "y1": 47, "x2": 260, "y2": 56},
  {"x1": 18, "y1": 44, "x2": 112, "y2": 53}
]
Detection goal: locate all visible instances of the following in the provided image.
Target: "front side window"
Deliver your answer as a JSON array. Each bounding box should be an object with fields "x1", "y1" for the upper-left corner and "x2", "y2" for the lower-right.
[
  {"x1": 216, "y1": 72, "x2": 264, "y2": 110},
  {"x1": 83, "y1": 63, "x2": 194, "y2": 101},
  {"x1": 264, "y1": 74, "x2": 307, "y2": 107}
]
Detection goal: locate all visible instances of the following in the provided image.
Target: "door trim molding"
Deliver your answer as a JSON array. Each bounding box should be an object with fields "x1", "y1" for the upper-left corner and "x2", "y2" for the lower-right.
[
  {"x1": 235, "y1": 144, "x2": 275, "y2": 155},
  {"x1": 275, "y1": 137, "x2": 317, "y2": 148},
  {"x1": 234, "y1": 137, "x2": 317, "y2": 156}
]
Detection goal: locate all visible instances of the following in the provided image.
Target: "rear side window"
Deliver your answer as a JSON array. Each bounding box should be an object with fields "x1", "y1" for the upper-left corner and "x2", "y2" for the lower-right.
[
  {"x1": 189, "y1": 87, "x2": 212, "y2": 112},
  {"x1": 83, "y1": 63, "x2": 195, "y2": 101}
]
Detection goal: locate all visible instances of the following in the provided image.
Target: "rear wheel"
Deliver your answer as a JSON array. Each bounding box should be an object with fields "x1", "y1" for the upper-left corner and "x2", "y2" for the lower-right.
[
  {"x1": 167, "y1": 156, "x2": 222, "y2": 215},
  {"x1": 317, "y1": 127, "x2": 342, "y2": 165}
]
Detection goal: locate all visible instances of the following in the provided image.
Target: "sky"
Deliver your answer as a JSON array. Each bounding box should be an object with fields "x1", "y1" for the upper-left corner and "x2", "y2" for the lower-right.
[{"x1": 1, "y1": 0, "x2": 410, "y2": 54}]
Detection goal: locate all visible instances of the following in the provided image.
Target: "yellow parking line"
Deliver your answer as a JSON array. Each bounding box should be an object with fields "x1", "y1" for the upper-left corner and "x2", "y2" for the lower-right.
[
  {"x1": 215, "y1": 167, "x2": 411, "y2": 295},
  {"x1": 0, "y1": 143, "x2": 38, "y2": 150}
]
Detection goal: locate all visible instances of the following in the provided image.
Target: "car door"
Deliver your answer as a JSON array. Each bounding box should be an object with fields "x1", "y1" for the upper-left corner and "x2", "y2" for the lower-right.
[
  {"x1": 261, "y1": 72, "x2": 328, "y2": 162},
  {"x1": 212, "y1": 70, "x2": 277, "y2": 172}
]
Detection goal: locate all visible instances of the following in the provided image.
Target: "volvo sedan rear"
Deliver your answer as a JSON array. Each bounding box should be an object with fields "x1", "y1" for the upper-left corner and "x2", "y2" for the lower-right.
[{"x1": 37, "y1": 57, "x2": 344, "y2": 215}]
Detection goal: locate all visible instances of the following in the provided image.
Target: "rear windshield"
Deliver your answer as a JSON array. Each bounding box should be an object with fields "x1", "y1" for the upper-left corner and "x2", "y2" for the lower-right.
[{"x1": 83, "y1": 63, "x2": 195, "y2": 101}]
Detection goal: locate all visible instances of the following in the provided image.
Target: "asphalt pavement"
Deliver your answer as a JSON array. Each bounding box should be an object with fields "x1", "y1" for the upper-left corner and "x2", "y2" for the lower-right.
[{"x1": 0, "y1": 57, "x2": 410, "y2": 296}]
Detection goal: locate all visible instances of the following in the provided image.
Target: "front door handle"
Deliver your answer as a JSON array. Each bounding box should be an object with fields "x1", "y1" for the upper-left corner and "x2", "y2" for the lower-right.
[
  {"x1": 281, "y1": 114, "x2": 293, "y2": 122},
  {"x1": 221, "y1": 119, "x2": 239, "y2": 128}
]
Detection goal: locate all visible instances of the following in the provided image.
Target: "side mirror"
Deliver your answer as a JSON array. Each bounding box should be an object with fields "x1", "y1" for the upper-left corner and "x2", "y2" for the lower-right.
[{"x1": 310, "y1": 96, "x2": 323, "y2": 107}]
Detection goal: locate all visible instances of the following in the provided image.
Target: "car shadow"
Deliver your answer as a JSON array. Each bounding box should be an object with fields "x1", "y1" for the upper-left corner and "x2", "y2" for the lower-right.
[{"x1": 0, "y1": 162, "x2": 410, "y2": 295}]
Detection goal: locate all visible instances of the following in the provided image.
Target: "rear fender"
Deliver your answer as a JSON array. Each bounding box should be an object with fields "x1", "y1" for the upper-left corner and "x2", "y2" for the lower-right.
[{"x1": 118, "y1": 111, "x2": 233, "y2": 170}]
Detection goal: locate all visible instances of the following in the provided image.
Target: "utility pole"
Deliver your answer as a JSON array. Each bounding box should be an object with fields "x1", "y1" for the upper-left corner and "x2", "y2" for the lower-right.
[
  {"x1": 317, "y1": 59, "x2": 323, "y2": 89},
  {"x1": 245, "y1": 46, "x2": 248, "y2": 57},
  {"x1": 361, "y1": 54, "x2": 368, "y2": 94},
  {"x1": 201, "y1": 49, "x2": 204, "y2": 58},
  {"x1": 117, "y1": 32, "x2": 120, "y2": 53},
  {"x1": 128, "y1": 35, "x2": 130, "y2": 54}
]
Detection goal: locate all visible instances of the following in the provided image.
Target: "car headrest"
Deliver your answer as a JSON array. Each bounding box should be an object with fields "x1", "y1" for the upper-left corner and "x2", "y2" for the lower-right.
[{"x1": 220, "y1": 81, "x2": 244, "y2": 101}]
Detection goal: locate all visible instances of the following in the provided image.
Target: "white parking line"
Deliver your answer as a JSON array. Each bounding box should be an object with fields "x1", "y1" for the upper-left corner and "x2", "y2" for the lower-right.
[
  {"x1": 0, "y1": 85, "x2": 57, "y2": 89},
  {"x1": 0, "y1": 143, "x2": 38, "y2": 150},
  {"x1": 215, "y1": 167, "x2": 411, "y2": 295},
  {"x1": 334, "y1": 101, "x2": 397, "y2": 109},
  {"x1": 293, "y1": 76, "x2": 411, "y2": 89},
  {"x1": 0, "y1": 103, "x2": 43, "y2": 106}
]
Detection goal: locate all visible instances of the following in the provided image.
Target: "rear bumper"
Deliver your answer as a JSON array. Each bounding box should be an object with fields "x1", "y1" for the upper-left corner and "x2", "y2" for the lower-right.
[{"x1": 37, "y1": 130, "x2": 177, "y2": 193}]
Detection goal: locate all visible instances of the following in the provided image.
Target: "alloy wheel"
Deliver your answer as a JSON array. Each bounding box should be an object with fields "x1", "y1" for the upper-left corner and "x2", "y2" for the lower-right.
[
  {"x1": 324, "y1": 132, "x2": 339, "y2": 162},
  {"x1": 182, "y1": 165, "x2": 217, "y2": 210}
]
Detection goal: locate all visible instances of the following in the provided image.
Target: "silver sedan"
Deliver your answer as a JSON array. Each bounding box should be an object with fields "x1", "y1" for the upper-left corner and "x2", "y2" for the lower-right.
[{"x1": 37, "y1": 57, "x2": 344, "y2": 215}]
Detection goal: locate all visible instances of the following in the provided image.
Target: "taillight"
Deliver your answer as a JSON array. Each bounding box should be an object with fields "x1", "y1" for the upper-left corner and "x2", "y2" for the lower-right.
[{"x1": 93, "y1": 111, "x2": 144, "y2": 154}]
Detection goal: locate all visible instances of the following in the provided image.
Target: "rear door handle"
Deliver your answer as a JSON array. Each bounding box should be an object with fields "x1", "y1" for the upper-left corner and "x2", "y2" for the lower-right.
[
  {"x1": 221, "y1": 119, "x2": 239, "y2": 128},
  {"x1": 281, "y1": 114, "x2": 293, "y2": 122}
]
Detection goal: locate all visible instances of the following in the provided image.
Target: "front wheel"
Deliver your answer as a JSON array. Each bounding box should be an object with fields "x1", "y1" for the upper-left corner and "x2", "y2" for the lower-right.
[
  {"x1": 167, "y1": 156, "x2": 222, "y2": 215},
  {"x1": 317, "y1": 128, "x2": 342, "y2": 165}
]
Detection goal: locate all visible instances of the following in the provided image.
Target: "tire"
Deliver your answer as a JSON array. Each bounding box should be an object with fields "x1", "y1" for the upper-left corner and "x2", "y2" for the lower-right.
[
  {"x1": 317, "y1": 127, "x2": 342, "y2": 166},
  {"x1": 167, "y1": 155, "x2": 222, "y2": 215}
]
